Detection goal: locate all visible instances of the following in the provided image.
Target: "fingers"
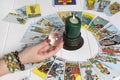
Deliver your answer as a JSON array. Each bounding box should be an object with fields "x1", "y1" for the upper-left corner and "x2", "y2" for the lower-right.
[
  {"x1": 41, "y1": 45, "x2": 50, "y2": 52},
  {"x1": 36, "y1": 39, "x2": 51, "y2": 49},
  {"x1": 44, "y1": 41, "x2": 64, "y2": 58}
]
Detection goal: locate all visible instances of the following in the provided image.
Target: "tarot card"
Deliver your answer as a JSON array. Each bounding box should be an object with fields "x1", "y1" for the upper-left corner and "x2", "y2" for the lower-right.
[
  {"x1": 100, "y1": 45, "x2": 120, "y2": 56},
  {"x1": 3, "y1": 12, "x2": 26, "y2": 24},
  {"x1": 57, "y1": 11, "x2": 71, "y2": 23},
  {"x1": 37, "y1": 18, "x2": 55, "y2": 28},
  {"x1": 46, "y1": 57, "x2": 65, "y2": 80},
  {"x1": 94, "y1": 0, "x2": 111, "y2": 12},
  {"x1": 80, "y1": 61, "x2": 102, "y2": 80},
  {"x1": 81, "y1": 12, "x2": 95, "y2": 29},
  {"x1": 24, "y1": 56, "x2": 56, "y2": 70},
  {"x1": 44, "y1": 13, "x2": 64, "y2": 27},
  {"x1": 32, "y1": 56, "x2": 56, "y2": 79},
  {"x1": 94, "y1": 23, "x2": 120, "y2": 40},
  {"x1": 21, "y1": 23, "x2": 50, "y2": 43},
  {"x1": 104, "y1": 2, "x2": 120, "y2": 16},
  {"x1": 95, "y1": 54, "x2": 120, "y2": 73},
  {"x1": 53, "y1": 0, "x2": 76, "y2": 5},
  {"x1": 51, "y1": 27, "x2": 65, "y2": 36},
  {"x1": 84, "y1": 0, "x2": 97, "y2": 10},
  {"x1": 29, "y1": 23, "x2": 53, "y2": 34},
  {"x1": 87, "y1": 16, "x2": 109, "y2": 34},
  {"x1": 64, "y1": 61, "x2": 82, "y2": 80},
  {"x1": 42, "y1": 56, "x2": 56, "y2": 63},
  {"x1": 32, "y1": 60, "x2": 55, "y2": 79},
  {"x1": 21, "y1": 33, "x2": 47, "y2": 44},
  {"x1": 26, "y1": 4, "x2": 41, "y2": 18},
  {"x1": 89, "y1": 57, "x2": 120, "y2": 80},
  {"x1": 99, "y1": 33, "x2": 120, "y2": 46},
  {"x1": 16, "y1": 6, "x2": 28, "y2": 19}
]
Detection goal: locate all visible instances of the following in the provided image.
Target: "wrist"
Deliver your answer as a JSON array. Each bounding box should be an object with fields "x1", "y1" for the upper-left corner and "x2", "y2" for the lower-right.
[
  {"x1": 3, "y1": 51, "x2": 25, "y2": 73},
  {"x1": 18, "y1": 52, "x2": 27, "y2": 64}
]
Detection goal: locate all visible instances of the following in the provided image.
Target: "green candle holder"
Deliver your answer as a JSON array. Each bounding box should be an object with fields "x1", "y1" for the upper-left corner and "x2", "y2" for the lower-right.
[
  {"x1": 63, "y1": 32, "x2": 84, "y2": 50},
  {"x1": 63, "y1": 15, "x2": 84, "y2": 50}
]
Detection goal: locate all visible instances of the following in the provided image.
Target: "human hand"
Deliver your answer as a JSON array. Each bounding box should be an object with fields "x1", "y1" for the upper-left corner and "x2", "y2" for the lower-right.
[{"x1": 18, "y1": 39, "x2": 64, "y2": 64}]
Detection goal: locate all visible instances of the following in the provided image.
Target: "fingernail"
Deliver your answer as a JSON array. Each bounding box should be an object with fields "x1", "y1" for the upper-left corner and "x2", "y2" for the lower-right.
[{"x1": 46, "y1": 39, "x2": 51, "y2": 43}]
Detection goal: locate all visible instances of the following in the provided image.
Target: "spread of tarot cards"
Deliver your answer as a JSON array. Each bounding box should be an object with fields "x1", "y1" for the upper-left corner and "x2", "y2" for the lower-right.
[
  {"x1": 2, "y1": 0, "x2": 120, "y2": 80},
  {"x1": 19, "y1": 10, "x2": 120, "y2": 80}
]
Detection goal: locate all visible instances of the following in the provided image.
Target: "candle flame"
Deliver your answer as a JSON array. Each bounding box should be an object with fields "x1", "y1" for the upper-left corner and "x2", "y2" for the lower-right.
[{"x1": 73, "y1": 14, "x2": 75, "y2": 20}]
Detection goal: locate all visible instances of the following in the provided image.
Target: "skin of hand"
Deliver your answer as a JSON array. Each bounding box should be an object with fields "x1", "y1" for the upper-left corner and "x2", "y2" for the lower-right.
[{"x1": 18, "y1": 39, "x2": 64, "y2": 64}]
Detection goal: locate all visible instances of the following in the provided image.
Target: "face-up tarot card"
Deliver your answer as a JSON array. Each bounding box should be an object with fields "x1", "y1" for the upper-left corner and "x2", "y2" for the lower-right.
[
  {"x1": 89, "y1": 57, "x2": 120, "y2": 80},
  {"x1": 81, "y1": 12, "x2": 96, "y2": 29},
  {"x1": 80, "y1": 61, "x2": 102, "y2": 80},
  {"x1": 100, "y1": 45, "x2": 120, "y2": 56},
  {"x1": 104, "y1": 1, "x2": 120, "y2": 16},
  {"x1": 16, "y1": 6, "x2": 28, "y2": 19},
  {"x1": 21, "y1": 23, "x2": 50, "y2": 43},
  {"x1": 46, "y1": 57, "x2": 65, "y2": 80},
  {"x1": 57, "y1": 11, "x2": 71, "y2": 23},
  {"x1": 24, "y1": 56, "x2": 56, "y2": 70},
  {"x1": 53, "y1": 0, "x2": 76, "y2": 5},
  {"x1": 3, "y1": 12, "x2": 26, "y2": 24},
  {"x1": 26, "y1": 4, "x2": 41, "y2": 18},
  {"x1": 99, "y1": 33, "x2": 120, "y2": 46},
  {"x1": 44, "y1": 13, "x2": 65, "y2": 27},
  {"x1": 64, "y1": 61, "x2": 82, "y2": 80},
  {"x1": 94, "y1": 23, "x2": 120, "y2": 40},
  {"x1": 95, "y1": 54, "x2": 120, "y2": 74},
  {"x1": 84, "y1": 0, "x2": 97, "y2": 10},
  {"x1": 94, "y1": 0, "x2": 111, "y2": 12},
  {"x1": 32, "y1": 60, "x2": 55, "y2": 79},
  {"x1": 87, "y1": 16, "x2": 109, "y2": 34},
  {"x1": 37, "y1": 18, "x2": 55, "y2": 28}
]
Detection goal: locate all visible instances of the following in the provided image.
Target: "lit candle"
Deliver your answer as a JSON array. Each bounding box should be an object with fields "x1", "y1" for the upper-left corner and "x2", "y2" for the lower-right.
[{"x1": 65, "y1": 14, "x2": 81, "y2": 39}]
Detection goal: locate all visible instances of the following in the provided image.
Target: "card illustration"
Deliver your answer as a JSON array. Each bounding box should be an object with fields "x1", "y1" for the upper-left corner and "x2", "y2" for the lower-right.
[
  {"x1": 32, "y1": 61, "x2": 54, "y2": 79},
  {"x1": 21, "y1": 23, "x2": 51, "y2": 43},
  {"x1": 26, "y1": 4, "x2": 41, "y2": 18},
  {"x1": 3, "y1": 12, "x2": 26, "y2": 24},
  {"x1": 16, "y1": 6, "x2": 28, "y2": 19},
  {"x1": 99, "y1": 34, "x2": 120, "y2": 46},
  {"x1": 101, "y1": 45, "x2": 120, "y2": 56},
  {"x1": 87, "y1": 16, "x2": 109, "y2": 34},
  {"x1": 80, "y1": 61, "x2": 101, "y2": 80},
  {"x1": 95, "y1": 54, "x2": 120, "y2": 73},
  {"x1": 94, "y1": 23, "x2": 119, "y2": 40},
  {"x1": 64, "y1": 61, "x2": 82, "y2": 80},
  {"x1": 44, "y1": 13, "x2": 65, "y2": 27},
  {"x1": 57, "y1": 11, "x2": 71, "y2": 23},
  {"x1": 46, "y1": 57, "x2": 65, "y2": 80},
  {"x1": 89, "y1": 57, "x2": 120, "y2": 80},
  {"x1": 84, "y1": 0, "x2": 97, "y2": 10},
  {"x1": 37, "y1": 18, "x2": 54, "y2": 27},
  {"x1": 95, "y1": 0, "x2": 111, "y2": 12},
  {"x1": 54, "y1": 0, "x2": 76, "y2": 5},
  {"x1": 81, "y1": 12, "x2": 95, "y2": 29},
  {"x1": 104, "y1": 2, "x2": 120, "y2": 16}
]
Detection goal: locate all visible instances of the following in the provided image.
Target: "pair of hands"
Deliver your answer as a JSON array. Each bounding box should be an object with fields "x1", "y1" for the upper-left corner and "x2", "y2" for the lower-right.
[{"x1": 18, "y1": 39, "x2": 64, "y2": 64}]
